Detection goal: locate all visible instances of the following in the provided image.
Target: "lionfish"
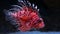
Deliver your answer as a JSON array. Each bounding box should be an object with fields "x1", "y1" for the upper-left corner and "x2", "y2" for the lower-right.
[{"x1": 4, "y1": 0, "x2": 45, "y2": 32}]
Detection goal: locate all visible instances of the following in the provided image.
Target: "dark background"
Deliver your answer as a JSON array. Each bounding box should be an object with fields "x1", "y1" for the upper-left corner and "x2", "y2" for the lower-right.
[{"x1": 0, "y1": 0, "x2": 60, "y2": 32}]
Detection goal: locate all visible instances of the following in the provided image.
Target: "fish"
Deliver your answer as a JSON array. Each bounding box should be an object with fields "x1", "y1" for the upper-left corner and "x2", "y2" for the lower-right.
[{"x1": 4, "y1": 0, "x2": 45, "y2": 32}]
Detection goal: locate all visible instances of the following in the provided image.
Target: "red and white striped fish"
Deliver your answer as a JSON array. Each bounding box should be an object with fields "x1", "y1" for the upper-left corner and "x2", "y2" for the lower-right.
[{"x1": 4, "y1": 0, "x2": 45, "y2": 32}]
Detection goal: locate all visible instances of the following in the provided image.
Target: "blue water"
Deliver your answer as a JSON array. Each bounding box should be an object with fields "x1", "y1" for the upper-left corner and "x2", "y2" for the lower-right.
[{"x1": 8, "y1": 31, "x2": 60, "y2": 34}]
